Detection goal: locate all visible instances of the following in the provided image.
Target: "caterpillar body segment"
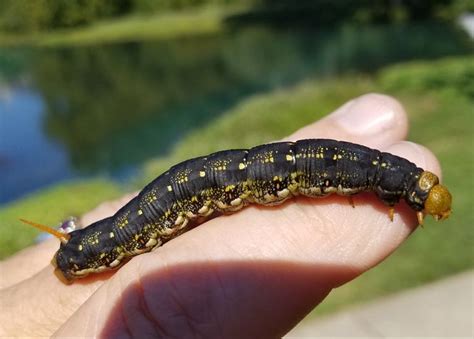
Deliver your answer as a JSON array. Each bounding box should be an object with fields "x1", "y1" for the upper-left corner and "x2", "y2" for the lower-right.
[{"x1": 49, "y1": 139, "x2": 452, "y2": 282}]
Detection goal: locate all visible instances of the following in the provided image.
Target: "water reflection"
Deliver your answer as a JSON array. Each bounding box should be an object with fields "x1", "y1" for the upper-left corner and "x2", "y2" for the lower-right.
[
  {"x1": 0, "y1": 22, "x2": 471, "y2": 203},
  {"x1": 0, "y1": 89, "x2": 73, "y2": 203}
]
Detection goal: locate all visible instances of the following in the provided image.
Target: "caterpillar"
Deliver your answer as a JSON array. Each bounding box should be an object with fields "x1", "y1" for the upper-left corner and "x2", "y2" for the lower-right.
[{"x1": 22, "y1": 139, "x2": 452, "y2": 283}]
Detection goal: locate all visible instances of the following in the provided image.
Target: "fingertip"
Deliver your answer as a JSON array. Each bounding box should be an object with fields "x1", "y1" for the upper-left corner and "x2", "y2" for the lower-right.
[
  {"x1": 290, "y1": 93, "x2": 409, "y2": 148},
  {"x1": 383, "y1": 141, "x2": 443, "y2": 179},
  {"x1": 330, "y1": 92, "x2": 408, "y2": 139}
]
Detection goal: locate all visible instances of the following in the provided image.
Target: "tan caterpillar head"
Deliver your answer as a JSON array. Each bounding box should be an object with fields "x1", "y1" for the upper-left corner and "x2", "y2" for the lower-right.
[{"x1": 418, "y1": 171, "x2": 452, "y2": 221}]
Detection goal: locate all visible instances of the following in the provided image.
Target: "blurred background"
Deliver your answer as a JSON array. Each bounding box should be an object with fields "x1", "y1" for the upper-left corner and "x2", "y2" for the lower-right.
[{"x1": 0, "y1": 0, "x2": 472, "y2": 328}]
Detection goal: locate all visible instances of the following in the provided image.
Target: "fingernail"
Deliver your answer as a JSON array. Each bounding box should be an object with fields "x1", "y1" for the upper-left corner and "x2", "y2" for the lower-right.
[
  {"x1": 385, "y1": 141, "x2": 426, "y2": 167},
  {"x1": 385, "y1": 141, "x2": 441, "y2": 178},
  {"x1": 332, "y1": 94, "x2": 398, "y2": 135}
]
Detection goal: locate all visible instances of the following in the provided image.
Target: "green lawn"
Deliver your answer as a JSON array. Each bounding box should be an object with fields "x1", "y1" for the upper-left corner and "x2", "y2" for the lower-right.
[
  {"x1": 0, "y1": 180, "x2": 121, "y2": 258},
  {"x1": 0, "y1": 6, "x2": 239, "y2": 47},
  {"x1": 0, "y1": 57, "x2": 472, "y2": 316}
]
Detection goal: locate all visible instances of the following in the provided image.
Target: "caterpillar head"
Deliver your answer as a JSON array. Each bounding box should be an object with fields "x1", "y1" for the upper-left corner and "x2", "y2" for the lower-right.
[{"x1": 417, "y1": 171, "x2": 452, "y2": 221}]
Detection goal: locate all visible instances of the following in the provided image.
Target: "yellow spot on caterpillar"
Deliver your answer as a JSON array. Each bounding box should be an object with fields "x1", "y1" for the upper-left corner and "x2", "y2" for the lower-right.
[
  {"x1": 138, "y1": 209, "x2": 143, "y2": 215},
  {"x1": 116, "y1": 212, "x2": 129, "y2": 228},
  {"x1": 277, "y1": 188, "x2": 290, "y2": 198},
  {"x1": 338, "y1": 154, "x2": 342, "y2": 159},
  {"x1": 230, "y1": 197, "x2": 242, "y2": 207},
  {"x1": 286, "y1": 154, "x2": 293, "y2": 161},
  {"x1": 143, "y1": 191, "x2": 157, "y2": 204},
  {"x1": 372, "y1": 160, "x2": 378, "y2": 165},
  {"x1": 178, "y1": 176, "x2": 189, "y2": 184},
  {"x1": 109, "y1": 232, "x2": 115, "y2": 238},
  {"x1": 381, "y1": 163, "x2": 387, "y2": 168},
  {"x1": 225, "y1": 185, "x2": 235, "y2": 192},
  {"x1": 175, "y1": 215, "x2": 184, "y2": 226},
  {"x1": 191, "y1": 196, "x2": 198, "y2": 202},
  {"x1": 198, "y1": 205, "x2": 209, "y2": 215},
  {"x1": 333, "y1": 154, "x2": 337, "y2": 160},
  {"x1": 78, "y1": 244, "x2": 83, "y2": 251},
  {"x1": 215, "y1": 201, "x2": 228, "y2": 209},
  {"x1": 167, "y1": 185, "x2": 173, "y2": 192},
  {"x1": 109, "y1": 259, "x2": 121, "y2": 268},
  {"x1": 238, "y1": 162, "x2": 246, "y2": 170},
  {"x1": 134, "y1": 234, "x2": 140, "y2": 240},
  {"x1": 146, "y1": 238, "x2": 158, "y2": 248},
  {"x1": 199, "y1": 171, "x2": 206, "y2": 177},
  {"x1": 100, "y1": 253, "x2": 106, "y2": 259}
]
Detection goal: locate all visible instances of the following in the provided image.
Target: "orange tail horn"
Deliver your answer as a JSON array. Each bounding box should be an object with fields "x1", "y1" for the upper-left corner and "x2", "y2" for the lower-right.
[{"x1": 19, "y1": 218, "x2": 70, "y2": 242}]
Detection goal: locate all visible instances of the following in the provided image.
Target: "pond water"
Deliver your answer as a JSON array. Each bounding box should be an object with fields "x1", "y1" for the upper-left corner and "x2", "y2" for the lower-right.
[{"x1": 0, "y1": 22, "x2": 471, "y2": 204}]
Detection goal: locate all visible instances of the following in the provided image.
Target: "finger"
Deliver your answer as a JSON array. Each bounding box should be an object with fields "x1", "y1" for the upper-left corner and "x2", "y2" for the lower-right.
[
  {"x1": 289, "y1": 92, "x2": 408, "y2": 147},
  {"x1": 0, "y1": 239, "x2": 57, "y2": 289},
  {"x1": 53, "y1": 95, "x2": 438, "y2": 337},
  {"x1": 383, "y1": 141, "x2": 442, "y2": 181},
  {"x1": 0, "y1": 192, "x2": 138, "y2": 289},
  {"x1": 80, "y1": 192, "x2": 139, "y2": 226},
  {"x1": 0, "y1": 265, "x2": 111, "y2": 337}
]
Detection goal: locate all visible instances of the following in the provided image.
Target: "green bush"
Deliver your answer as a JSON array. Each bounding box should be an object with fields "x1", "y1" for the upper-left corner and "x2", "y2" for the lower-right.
[
  {"x1": 49, "y1": 0, "x2": 129, "y2": 28},
  {"x1": 0, "y1": 0, "x2": 247, "y2": 32},
  {"x1": 0, "y1": 0, "x2": 52, "y2": 32},
  {"x1": 1, "y1": 0, "x2": 470, "y2": 33},
  {"x1": 378, "y1": 57, "x2": 474, "y2": 99},
  {"x1": 0, "y1": 180, "x2": 121, "y2": 259},
  {"x1": 0, "y1": 0, "x2": 129, "y2": 32}
]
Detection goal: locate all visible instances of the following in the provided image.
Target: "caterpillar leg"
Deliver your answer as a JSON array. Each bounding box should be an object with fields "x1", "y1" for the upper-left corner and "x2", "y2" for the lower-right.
[
  {"x1": 388, "y1": 207, "x2": 395, "y2": 221},
  {"x1": 417, "y1": 211, "x2": 425, "y2": 226}
]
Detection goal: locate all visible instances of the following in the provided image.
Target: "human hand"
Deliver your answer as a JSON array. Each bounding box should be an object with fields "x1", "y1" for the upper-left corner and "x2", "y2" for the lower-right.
[{"x1": 0, "y1": 94, "x2": 442, "y2": 337}]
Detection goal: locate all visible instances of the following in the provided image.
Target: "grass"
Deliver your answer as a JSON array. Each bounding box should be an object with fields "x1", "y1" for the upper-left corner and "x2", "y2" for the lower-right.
[
  {"x1": 0, "y1": 6, "x2": 239, "y2": 47},
  {"x1": 0, "y1": 179, "x2": 121, "y2": 258},
  {"x1": 0, "y1": 57, "x2": 471, "y2": 316}
]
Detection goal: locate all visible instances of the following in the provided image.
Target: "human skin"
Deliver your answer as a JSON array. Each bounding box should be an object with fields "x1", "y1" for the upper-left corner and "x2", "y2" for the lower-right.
[{"x1": 0, "y1": 93, "x2": 442, "y2": 338}]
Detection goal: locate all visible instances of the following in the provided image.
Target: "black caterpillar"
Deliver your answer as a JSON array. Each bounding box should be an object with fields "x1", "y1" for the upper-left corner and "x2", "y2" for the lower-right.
[{"x1": 26, "y1": 139, "x2": 452, "y2": 282}]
